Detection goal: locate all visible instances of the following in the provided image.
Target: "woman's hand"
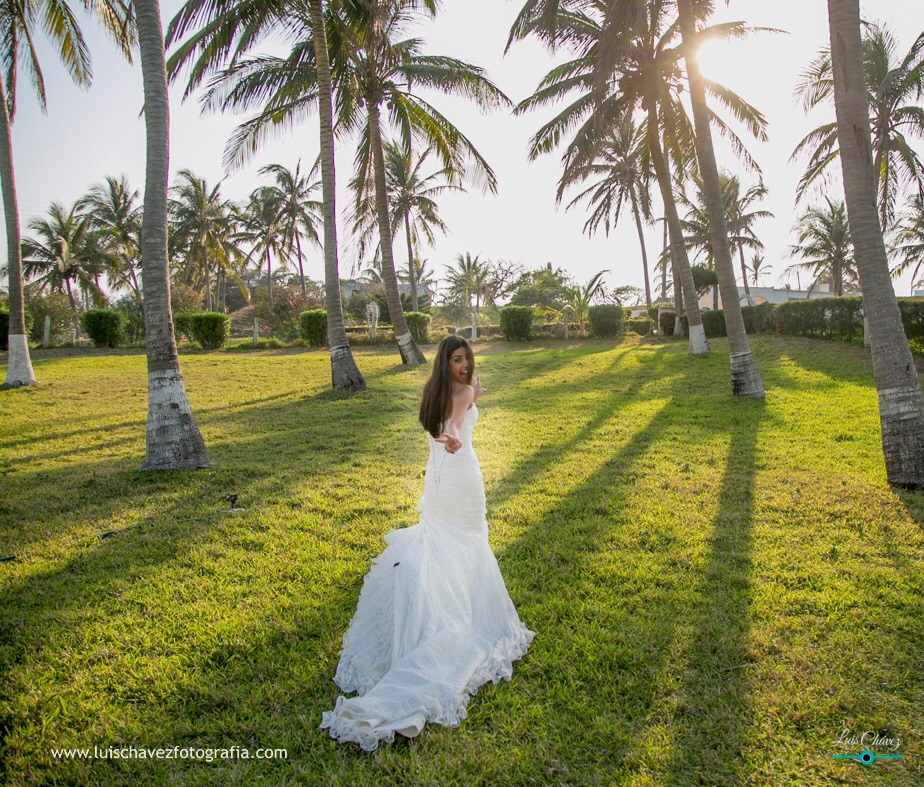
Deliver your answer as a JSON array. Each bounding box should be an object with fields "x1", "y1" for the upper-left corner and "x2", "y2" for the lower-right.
[
  {"x1": 435, "y1": 433, "x2": 462, "y2": 453},
  {"x1": 472, "y1": 374, "x2": 486, "y2": 401}
]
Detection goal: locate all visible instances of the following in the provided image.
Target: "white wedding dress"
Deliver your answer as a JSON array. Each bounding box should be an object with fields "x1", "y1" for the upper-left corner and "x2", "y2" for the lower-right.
[{"x1": 321, "y1": 404, "x2": 534, "y2": 751}]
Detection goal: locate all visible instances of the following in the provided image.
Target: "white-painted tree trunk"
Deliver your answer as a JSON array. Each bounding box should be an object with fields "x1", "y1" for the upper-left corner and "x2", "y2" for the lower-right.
[{"x1": 4, "y1": 335, "x2": 36, "y2": 386}]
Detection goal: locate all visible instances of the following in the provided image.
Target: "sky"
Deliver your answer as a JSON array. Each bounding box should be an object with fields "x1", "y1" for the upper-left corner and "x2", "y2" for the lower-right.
[{"x1": 11, "y1": 0, "x2": 924, "y2": 303}]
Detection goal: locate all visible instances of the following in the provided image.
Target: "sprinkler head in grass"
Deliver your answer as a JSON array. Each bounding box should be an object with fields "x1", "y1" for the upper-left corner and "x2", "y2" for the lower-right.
[{"x1": 223, "y1": 494, "x2": 244, "y2": 512}]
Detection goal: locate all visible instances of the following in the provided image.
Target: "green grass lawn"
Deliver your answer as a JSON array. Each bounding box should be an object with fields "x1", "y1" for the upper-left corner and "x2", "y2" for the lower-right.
[{"x1": 1, "y1": 335, "x2": 923, "y2": 786}]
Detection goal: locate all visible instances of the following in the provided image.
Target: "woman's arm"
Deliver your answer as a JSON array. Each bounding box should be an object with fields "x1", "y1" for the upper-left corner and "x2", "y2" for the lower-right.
[{"x1": 435, "y1": 385, "x2": 474, "y2": 453}]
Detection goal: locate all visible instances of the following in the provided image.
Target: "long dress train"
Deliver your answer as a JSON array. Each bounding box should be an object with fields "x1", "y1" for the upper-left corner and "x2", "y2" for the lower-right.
[{"x1": 320, "y1": 405, "x2": 534, "y2": 751}]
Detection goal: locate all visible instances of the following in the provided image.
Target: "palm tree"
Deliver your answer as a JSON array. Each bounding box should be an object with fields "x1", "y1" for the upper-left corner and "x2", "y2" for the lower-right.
[
  {"x1": 565, "y1": 269, "x2": 608, "y2": 333},
  {"x1": 679, "y1": 172, "x2": 772, "y2": 299},
  {"x1": 786, "y1": 197, "x2": 856, "y2": 296},
  {"x1": 136, "y1": 0, "x2": 210, "y2": 469},
  {"x1": 258, "y1": 161, "x2": 322, "y2": 296},
  {"x1": 676, "y1": 0, "x2": 765, "y2": 396},
  {"x1": 20, "y1": 202, "x2": 111, "y2": 335},
  {"x1": 891, "y1": 194, "x2": 924, "y2": 293},
  {"x1": 353, "y1": 140, "x2": 460, "y2": 312},
  {"x1": 562, "y1": 120, "x2": 654, "y2": 308},
  {"x1": 444, "y1": 252, "x2": 484, "y2": 318},
  {"x1": 169, "y1": 0, "x2": 509, "y2": 366},
  {"x1": 168, "y1": 170, "x2": 243, "y2": 312},
  {"x1": 238, "y1": 186, "x2": 294, "y2": 328},
  {"x1": 1, "y1": 0, "x2": 129, "y2": 385},
  {"x1": 827, "y1": 0, "x2": 924, "y2": 486},
  {"x1": 793, "y1": 21, "x2": 924, "y2": 231},
  {"x1": 510, "y1": 1, "x2": 765, "y2": 357},
  {"x1": 79, "y1": 176, "x2": 144, "y2": 303},
  {"x1": 748, "y1": 254, "x2": 773, "y2": 287},
  {"x1": 335, "y1": 0, "x2": 509, "y2": 365}
]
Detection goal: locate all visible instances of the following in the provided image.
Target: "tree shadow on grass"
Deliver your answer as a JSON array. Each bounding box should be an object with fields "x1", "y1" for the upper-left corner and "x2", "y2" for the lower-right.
[{"x1": 661, "y1": 399, "x2": 764, "y2": 785}]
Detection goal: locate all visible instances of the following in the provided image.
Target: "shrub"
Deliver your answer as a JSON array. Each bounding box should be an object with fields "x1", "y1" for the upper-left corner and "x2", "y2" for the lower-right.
[
  {"x1": 253, "y1": 284, "x2": 324, "y2": 341},
  {"x1": 625, "y1": 317, "x2": 653, "y2": 335},
  {"x1": 174, "y1": 312, "x2": 194, "y2": 342},
  {"x1": 79, "y1": 309, "x2": 125, "y2": 348},
  {"x1": 742, "y1": 302, "x2": 776, "y2": 334},
  {"x1": 587, "y1": 304, "x2": 625, "y2": 338},
  {"x1": 499, "y1": 305, "x2": 533, "y2": 340},
  {"x1": 775, "y1": 297, "x2": 862, "y2": 341},
  {"x1": 701, "y1": 309, "x2": 727, "y2": 338},
  {"x1": 898, "y1": 298, "x2": 924, "y2": 340},
  {"x1": 404, "y1": 311, "x2": 431, "y2": 342},
  {"x1": 0, "y1": 307, "x2": 34, "y2": 350},
  {"x1": 170, "y1": 282, "x2": 204, "y2": 315},
  {"x1": 658, "y1": 310, "x2": 688, "y2": 336},
  {"x1": 113, "y1": 295, "x2": 145, "y2": 343},
  {"x1": 22, "y1": 285, "x2": 67, "y2": 344},
  {"x1": 189, "y1": 312, "x2": 230, "y2": 350},
  {"x1": 299, "y1": 309, "x2": 328, "y2": 346}
]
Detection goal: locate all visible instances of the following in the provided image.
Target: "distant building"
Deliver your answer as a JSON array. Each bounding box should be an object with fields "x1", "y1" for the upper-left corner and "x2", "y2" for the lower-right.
[{"x1": 697, "y1": 283, "x2": 860, "y2": 310}]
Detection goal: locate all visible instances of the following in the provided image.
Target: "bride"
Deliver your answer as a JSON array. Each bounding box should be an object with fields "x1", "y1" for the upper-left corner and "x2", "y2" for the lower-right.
[{"x1": 321, "y1": 336, "x2": 534, "y2": 751}]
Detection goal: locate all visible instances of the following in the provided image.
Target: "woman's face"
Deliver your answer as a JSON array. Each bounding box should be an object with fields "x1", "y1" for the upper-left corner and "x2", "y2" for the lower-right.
[{"x1": 448, "y1": 348, "x2": 471, "y2": 385}]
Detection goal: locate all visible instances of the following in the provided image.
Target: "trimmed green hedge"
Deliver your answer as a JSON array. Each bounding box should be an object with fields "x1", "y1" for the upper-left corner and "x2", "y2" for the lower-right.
[
  {"x1": 189, "y1": 312, "x2": 230, "y2": 350},
  {"x1": 625, "y1": 317, "x2": 653, "y2": 335},
  {"x1": 499, "y1": 306, "x2": 534, "y2": 341},
  {"x1": 658, "y1": 311, "x2": 688, "y2": 336},
  {"x1": 79, "y1": 309, "x2": 125, "y2": 348},
  {"x1": 404, "y1": 311, "x2": 431, "y2": 342},
  {"x1": 588, "y1": 304, "x2": 625, "y2": 338},
  {"x1": 0, "y1": 308, "x2": 34, "y2": 351},
  {"x1": 299, "y1": 309, "x2": 328, "y2": 347}
]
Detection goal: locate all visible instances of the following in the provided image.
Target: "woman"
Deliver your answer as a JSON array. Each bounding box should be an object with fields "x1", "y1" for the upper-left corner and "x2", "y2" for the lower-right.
[{"x1": 321, "y1": 336, "x2": 534, "y2": 751}]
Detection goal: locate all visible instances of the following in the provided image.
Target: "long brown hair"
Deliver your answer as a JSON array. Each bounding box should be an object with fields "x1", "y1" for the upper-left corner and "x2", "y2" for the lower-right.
[{"x1": 419, "y1": 336, "x2": 475, "y2": 438}]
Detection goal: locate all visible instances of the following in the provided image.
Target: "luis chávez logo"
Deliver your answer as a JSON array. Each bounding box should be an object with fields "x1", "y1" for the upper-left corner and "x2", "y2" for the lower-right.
[{"x1": 831, "y1": 728, "x2": 903, "y2": 767}]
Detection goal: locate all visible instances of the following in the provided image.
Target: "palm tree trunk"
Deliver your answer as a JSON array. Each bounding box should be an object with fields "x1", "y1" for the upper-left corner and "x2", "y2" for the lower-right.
[
  {"x1": 678, "y1": 0, "x2": 762, "y2": 395},
  {"x1": 661, "y1": 216, "x2": 668, "y2": 301},
  {"x1": 645, "y1": 101, "x2": 708, "y2": 353},
  {"x1": 295, "y1": 231, "x2": 306, "y2": 297},
  {"x1": 405, "y1": 211, "x2": 418, "y2": 312},
  {"x1": 672, "y1": 260, "x2": 684, "y2": 336},
  {"x1": 738, "y1": 246, "x2": 751, "y2": 296},
  {"x1": 367, "y1": 102, "x2": 425, "y2": 365},
  {"x1": 0, "y1": 82, "x2": 36, "y2": 385},
  {"x1": 631, "y1": 196, "x2": 652, "y2": 309},
  {"x1": 65, "y1": 278, "x2": 81, "y2": 338},
  {"x1": 265, "y1": 247, "x2": 274, "y2": 329},
  {"x1": 828, "y1": 0, "x2": 924, "y2": 485},
  {"x1": 308, "y1": 0, "x2": 364, "y2": 392},
  {"x1": 136, "y1": 0, "x2": 210, "y2": 470}
]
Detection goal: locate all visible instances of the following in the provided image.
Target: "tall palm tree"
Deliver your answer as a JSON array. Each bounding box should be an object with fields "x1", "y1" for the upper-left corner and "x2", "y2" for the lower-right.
[
  {"x1": 891, "y1": 194, "x2": 924, "y2": 293},
  {"x1": 352, "y1": 140, "x2": 460, "y2": 312},
  {"x1": 793, "y1": 21, "x2": 924, "y2": 231},
  {"x1": 562, "y1": 119, "x2": 654, "y2": 308},
  {"x1": 827, "y1": 0, "x2": 924, "y2": 486},
  {"x1": 676, "y1": 0, "x2": 765, "y2": 396},
  {"x1": 335, "y1": 0, "x2": 508, "y2": 365},
  {"x1": 79, "y1": 175, "x2": 144, "y2": 303},
  {"x1": 511, "y1": 1, "x2": 765, "y2": 356},
  {"x1": 168, "y1": 170, "x2": 243, "y2": 311},
  {"x1": 786, "y1": 197, "x2": 856, "y2": 296},
  {"x1": 258, "y1": 161, "x2": 322, "y2": 296},
  {"x1": 20, "y1": 201, "x2": 111, "y2": 335},
  {"x1": 306, "y1": 0, "x2": 365, "y2": 391},
  {"x1": 168, "y1": 0, "x2": 508, "y2": 367},
  {"x1": 1, "y1": 0, "x2": 130, "y2": 385},
  {"x1": 136, "y1": 0, "x2": 210, "y2": 469}
]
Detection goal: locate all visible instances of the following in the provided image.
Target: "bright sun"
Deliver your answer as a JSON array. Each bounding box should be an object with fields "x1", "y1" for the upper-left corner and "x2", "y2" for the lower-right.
[{"x1": 695, "y1": 38, "x2": 734, "y2": 86}]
